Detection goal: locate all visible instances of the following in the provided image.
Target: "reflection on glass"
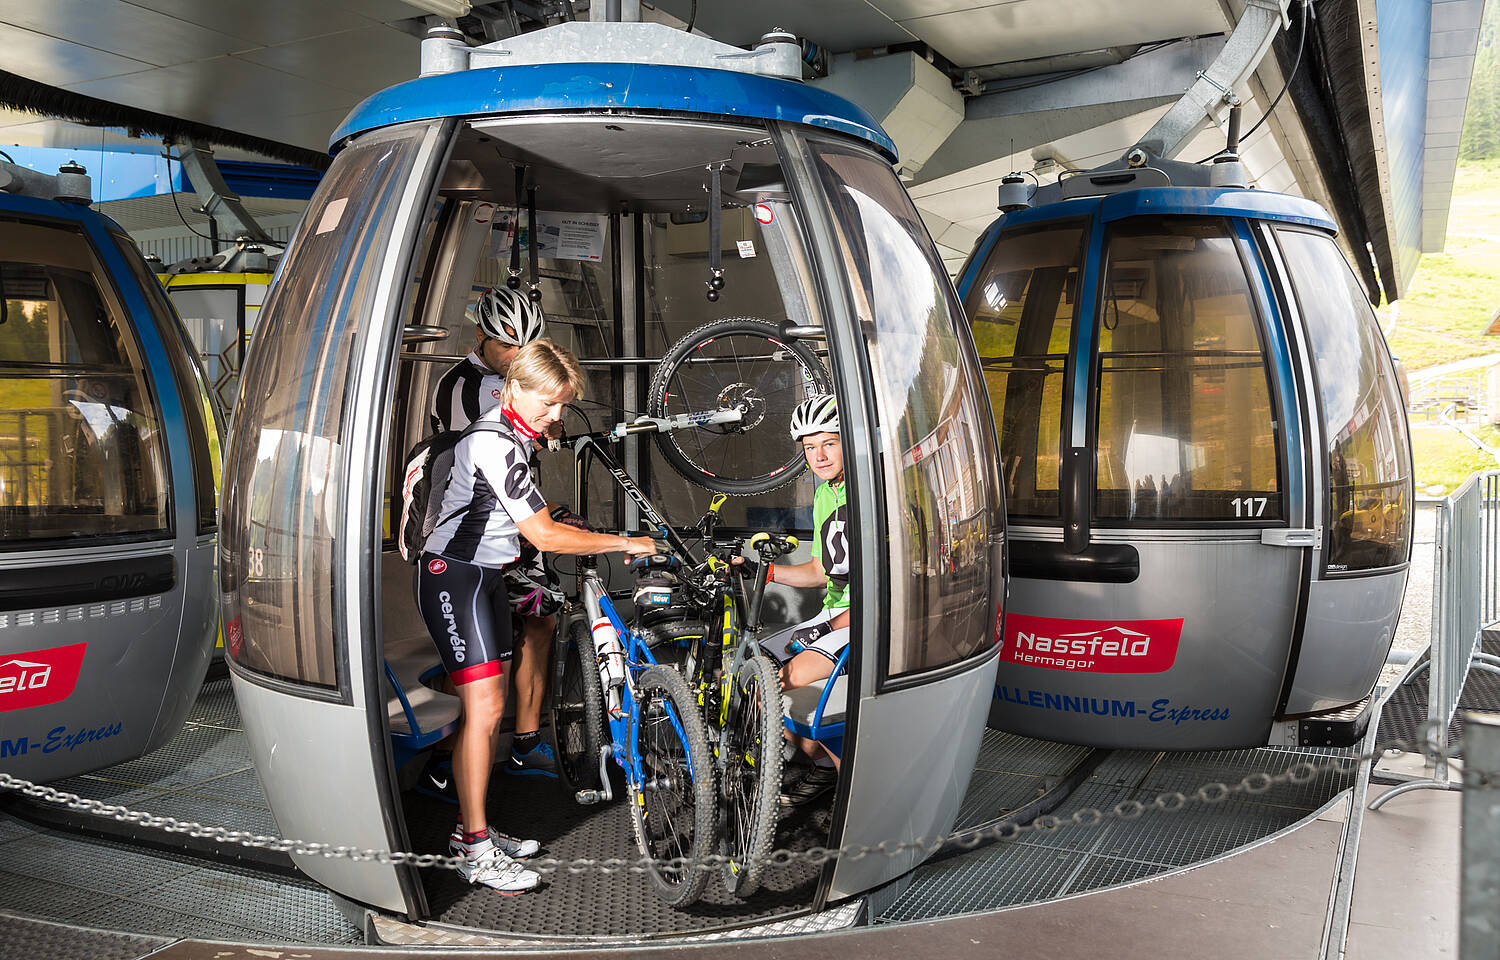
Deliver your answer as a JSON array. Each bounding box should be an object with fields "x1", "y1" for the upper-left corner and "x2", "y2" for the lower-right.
[
  {"x1": 962, "y1": 223, "x2": 1082, "y2": 518},
  {"x1": 222, "y1": 123, "x2": 434, "y2": 690},
  {"x1": 1094, "y1": 218, "x2": 1281, "y2": 521},
  {"x1": 0, "y1": 222, "x2": 170, "y2": 545},
  {"x1": 810, "y1": 138, "x2": 1000, "y2": 679},
  {"x1": 1276, "y1": 229, "x2": 1412, "y2": 571},
  {"x1": 117, "y1": 233, "x2": 223, "y2": 535}
]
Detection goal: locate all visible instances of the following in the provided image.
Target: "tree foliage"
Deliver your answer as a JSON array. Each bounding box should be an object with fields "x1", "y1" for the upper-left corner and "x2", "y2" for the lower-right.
[{"x1": 1459, "y1": 0, "x2": 1500, "y2": 161}]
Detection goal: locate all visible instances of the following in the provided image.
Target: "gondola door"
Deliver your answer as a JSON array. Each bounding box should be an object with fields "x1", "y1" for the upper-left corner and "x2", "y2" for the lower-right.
[
  {"x1": 789, "y1": 132, "x2": 1006, "y2": 898},
  {"x1": 967, "y1": 206, "x2": 1311, "y2": 749},
  {"x1": 221, "y1": 120, "x2": 451, "y2": 915}
]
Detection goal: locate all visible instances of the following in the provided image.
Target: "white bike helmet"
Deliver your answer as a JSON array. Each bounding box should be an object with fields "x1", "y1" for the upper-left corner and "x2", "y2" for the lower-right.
[
  {"x1": 472, "y1": 286, "x2": 545, "y2": 346},
  {"x1": 789, "y1": 393, "x2": 839, "y2": 440}
]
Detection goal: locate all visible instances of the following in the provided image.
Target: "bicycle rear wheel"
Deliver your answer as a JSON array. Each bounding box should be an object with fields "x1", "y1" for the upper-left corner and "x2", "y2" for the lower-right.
[
  {"x1": 551, "y1": 618, "x2": 604, "y2": 795},
  {"x1": 721, "y1": 654, "x2": 784, "y2": 898},
  {"x1": 628, "y1": 665, "x2": 717, "y2": 907},
  {"x1": 648, "y1": 317, "x2": 832, "y2": 495}
]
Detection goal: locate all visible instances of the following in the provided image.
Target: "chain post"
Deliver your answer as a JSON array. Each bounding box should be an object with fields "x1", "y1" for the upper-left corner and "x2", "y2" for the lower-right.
[{"x1": 1462, "y1": 711, "x2": 1500, "y2": 960}]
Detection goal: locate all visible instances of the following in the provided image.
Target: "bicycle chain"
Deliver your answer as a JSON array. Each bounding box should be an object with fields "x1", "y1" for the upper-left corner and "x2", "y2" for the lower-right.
[{"x1": 0, "y1": 725, "x2": 1480, "y2": 876}]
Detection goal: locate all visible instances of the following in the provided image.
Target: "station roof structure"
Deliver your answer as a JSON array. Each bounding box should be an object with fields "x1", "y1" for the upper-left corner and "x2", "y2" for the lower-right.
[{"x1": 0, "y1": 0, "x2": 1484, "y2": 301}]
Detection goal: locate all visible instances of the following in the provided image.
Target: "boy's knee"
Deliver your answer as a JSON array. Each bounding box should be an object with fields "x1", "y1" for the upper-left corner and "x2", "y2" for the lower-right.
[{"x1": 784, "y1": 652, "x2": 834, "y2": 690}]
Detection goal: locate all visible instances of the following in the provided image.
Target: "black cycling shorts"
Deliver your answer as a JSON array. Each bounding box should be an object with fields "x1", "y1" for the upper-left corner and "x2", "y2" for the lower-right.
[{"x1": 414, "y1": 552, "x2": 514, "y2": 685}]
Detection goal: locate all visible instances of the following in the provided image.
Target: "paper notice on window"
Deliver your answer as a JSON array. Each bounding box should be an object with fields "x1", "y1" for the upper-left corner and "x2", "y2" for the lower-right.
[
  {"x1": 489, "y1": 211, "x2": 607, "y2": 263},
  {"x1": 315, "y1": 197, "x2": 348, "y2": 235}
]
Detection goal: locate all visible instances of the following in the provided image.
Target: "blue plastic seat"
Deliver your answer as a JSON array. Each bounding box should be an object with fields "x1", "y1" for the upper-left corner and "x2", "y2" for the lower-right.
[
  {"x1": 781, "y1": 645, "x2": 849, "y2": 760},
  {"x1": 384, "y1": 658, "x2": 460, "y2": 770}
]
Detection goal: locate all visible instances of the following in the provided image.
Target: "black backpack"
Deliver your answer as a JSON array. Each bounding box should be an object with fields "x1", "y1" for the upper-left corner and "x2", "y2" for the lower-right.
[{"x1": 398, "y1": 421, "x2": 506, "y2": 563}]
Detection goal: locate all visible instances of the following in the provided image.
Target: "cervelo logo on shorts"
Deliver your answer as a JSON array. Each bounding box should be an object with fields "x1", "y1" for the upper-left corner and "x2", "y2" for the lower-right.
[
  {"x1": 1001, "y1": 614, "x2": 1182, "y2": 674},
  {"x1": 428, "y1": 557, "x2": 448, "y2": 575},
  {"x1": 437, "y1": 590, "x2": 466, "y2": 662},
  {"x1": 0, "y1": 642, "x2": 87, "y2": 712}
]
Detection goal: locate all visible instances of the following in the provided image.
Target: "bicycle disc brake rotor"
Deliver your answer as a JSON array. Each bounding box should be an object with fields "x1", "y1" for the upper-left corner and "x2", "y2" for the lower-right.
[{"x1": 715, "y1": 383, "x2": 765, "y2": 433}]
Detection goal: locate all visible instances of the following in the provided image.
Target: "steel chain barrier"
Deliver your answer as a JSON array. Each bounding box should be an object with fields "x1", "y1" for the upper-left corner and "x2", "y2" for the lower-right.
[{"x1": 0, "y1": 722, "x2": 1482, "y2": 877}]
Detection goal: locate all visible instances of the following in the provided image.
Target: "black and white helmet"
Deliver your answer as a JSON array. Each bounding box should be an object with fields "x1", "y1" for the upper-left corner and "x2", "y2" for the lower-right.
[
  {"x1": 789, "y1": 393, "x2": 839, "y2": 440},
  {"x1": 472, "y1": 286, "x2": 545, "y2": 346}
]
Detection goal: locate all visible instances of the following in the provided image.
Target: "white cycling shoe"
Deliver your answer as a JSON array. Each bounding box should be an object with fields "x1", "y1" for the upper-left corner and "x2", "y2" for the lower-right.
[
  {"x1": 450, "y1": 827, "x2": 541, "y2": 860},
  {"x1": 455, "y1": 841, "x2": 541, "y2": 895}
]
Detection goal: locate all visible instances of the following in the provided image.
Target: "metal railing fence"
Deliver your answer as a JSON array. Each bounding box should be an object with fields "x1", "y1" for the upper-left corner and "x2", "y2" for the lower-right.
[{"x1": 1373, "y1": 470, "x2": 1500, "y2": 805}]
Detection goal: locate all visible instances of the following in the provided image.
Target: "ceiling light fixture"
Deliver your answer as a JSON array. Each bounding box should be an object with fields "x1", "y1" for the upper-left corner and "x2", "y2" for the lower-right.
[{"x1": 398, "y1": 0, "x2": 472, "y2": 19}]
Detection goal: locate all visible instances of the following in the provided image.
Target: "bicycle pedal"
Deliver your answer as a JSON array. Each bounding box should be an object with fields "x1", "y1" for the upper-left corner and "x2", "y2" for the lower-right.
[{"x1": 575, "y1": 789, "x2": 604, "y2": 805}]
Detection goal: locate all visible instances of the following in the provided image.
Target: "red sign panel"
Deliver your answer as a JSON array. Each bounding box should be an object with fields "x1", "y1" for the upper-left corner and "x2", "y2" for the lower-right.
[
  {"x1": 1001, "y1": 614, "x2": 1182, "y2": 674},
  {"x1": 0, "y1": 642, "x2": 86, "y2": 711}
]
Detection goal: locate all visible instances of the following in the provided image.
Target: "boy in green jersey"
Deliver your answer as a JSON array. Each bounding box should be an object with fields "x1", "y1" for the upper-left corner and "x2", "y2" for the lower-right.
[{"x1": 758, "y1": 394, "x2": 849, "y2": 804}]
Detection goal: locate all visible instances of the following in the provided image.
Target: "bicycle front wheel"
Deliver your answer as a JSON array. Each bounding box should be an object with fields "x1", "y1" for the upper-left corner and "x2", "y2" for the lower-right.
[
  {"x1": 721, "y1": 654, "x2": 784, "y2": 898},
  {"x1": 551, "y1": 618, "x2": 604, "y2": 796},
  {"x1": 628, "y1": 665, "x2": 717, "y2": 907},
  {"x1": 648, "y1": 318, "x2": 832, "y2": 495}
]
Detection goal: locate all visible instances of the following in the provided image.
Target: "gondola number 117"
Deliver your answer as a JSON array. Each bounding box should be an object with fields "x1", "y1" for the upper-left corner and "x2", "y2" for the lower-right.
[{"x1": 1232, "y1": 497, "x2": 1268, "y2": 517}]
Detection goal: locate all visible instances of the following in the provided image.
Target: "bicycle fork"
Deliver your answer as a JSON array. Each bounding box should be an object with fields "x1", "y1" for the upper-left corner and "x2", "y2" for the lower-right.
[{"x1": 576, "y1": 566, "x2": 625, "y2": 805}]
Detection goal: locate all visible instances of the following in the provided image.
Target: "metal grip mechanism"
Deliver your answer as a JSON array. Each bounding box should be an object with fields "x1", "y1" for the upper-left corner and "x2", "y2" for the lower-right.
[
  {"x1": 526, "y1": 185, "x2": 541, "y2": 303},
  {"x1": 705, "y1": 163, "x2": 725, "y2": 301},
  {"x1": 508, "y1": 165, "x2": 524, "y2": 289}
]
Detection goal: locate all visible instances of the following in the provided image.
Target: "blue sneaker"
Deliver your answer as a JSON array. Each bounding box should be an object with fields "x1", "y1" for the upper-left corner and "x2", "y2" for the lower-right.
[{"x1": 506, "y1": 740, "x2": 558, "y2": 778}]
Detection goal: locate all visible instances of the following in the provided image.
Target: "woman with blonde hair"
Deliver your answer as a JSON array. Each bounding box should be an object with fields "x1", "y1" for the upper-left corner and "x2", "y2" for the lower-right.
[{"x1": 415, "y1": 338, "x2": 656, "y2": 894}]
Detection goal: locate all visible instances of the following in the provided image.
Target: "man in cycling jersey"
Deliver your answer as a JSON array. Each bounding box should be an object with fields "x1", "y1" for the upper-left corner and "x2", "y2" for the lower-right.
[
  {"x1": 423, "y1": 287, "x2": 561, "y2": 801},
  {"x1": 759, "y1": 393, "x2": 848, "y2": 807},
  {"x1": 416, "y1": 340, "x2": 657, "y2": 894}
]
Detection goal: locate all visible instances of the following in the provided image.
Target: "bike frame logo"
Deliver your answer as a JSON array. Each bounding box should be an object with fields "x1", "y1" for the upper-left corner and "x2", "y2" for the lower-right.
[
  {"x1": 0, "y1": 642, "x2": 87, "y2": 711},
  {"x1": 1001, "y1": 615, "x2": 1182, "y2": 674}
]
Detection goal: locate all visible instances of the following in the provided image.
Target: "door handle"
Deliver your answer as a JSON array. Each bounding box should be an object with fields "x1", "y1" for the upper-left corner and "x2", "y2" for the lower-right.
[{"x1": 1262, "y1": 528, "x2": 1321, "y2": 548}]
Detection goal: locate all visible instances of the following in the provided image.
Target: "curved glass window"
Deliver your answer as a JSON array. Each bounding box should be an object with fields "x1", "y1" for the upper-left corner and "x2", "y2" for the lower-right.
[
  {"x1": 116, "y1": 232, "x2": 222, "y2": 536},
  {"x1": 0, "y1": 219, "x2": 170, "y2": 546},
  {"x1": 1093, "y1": 217, "x2": 1282, "y2": 522},
  {"x1": 961, "y1": 222, "x2": 1083, "y2": 519},
  {"x1": 222, "y1": 122, "x2": 439, "y2": 690},
  {"x1": 1275, "y1": 229, "x2": 1411, "y2": 572},
  {"x1": 809, "y1": 138, "x2": 1001, "y2": 680}
]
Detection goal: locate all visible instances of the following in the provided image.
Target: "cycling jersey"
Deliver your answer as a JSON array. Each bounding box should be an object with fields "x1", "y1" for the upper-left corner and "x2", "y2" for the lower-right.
[
  {"x1": 414, "y1": 552, "x2": 512, "y2": 684},
  {"x1": 422, "y1": 406, "x2": 547, "y2": 568},
  {"x1": 812, "y1": 479, "x2": 850, "y2": 612},
  {"x1": 431, "y1": 351, "x2": 505, "y2": 433}
]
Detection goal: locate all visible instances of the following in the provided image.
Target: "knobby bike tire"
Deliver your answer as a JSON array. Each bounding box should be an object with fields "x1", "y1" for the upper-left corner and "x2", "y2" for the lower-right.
[
  {"x1": 628, "y1": 665, "x2": 718, "y2": 907},
  {"x1": 721, "y1": 654, "x2": 784, "y2": 898},
  {"x1": 552, "y1": 618, "x2": 604, "y2": 796},
  {"x1": 647, "y1": 317, "x2": 832, "y2": 495}
]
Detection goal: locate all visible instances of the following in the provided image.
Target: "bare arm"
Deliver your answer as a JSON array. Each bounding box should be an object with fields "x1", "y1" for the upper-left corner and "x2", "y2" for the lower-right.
[
  {"x1": 517, "y1": 510, "x2": 656, "y2": 557},
  {"x1": 768, "y1": 555, "x2": 826, "y2": 589}
]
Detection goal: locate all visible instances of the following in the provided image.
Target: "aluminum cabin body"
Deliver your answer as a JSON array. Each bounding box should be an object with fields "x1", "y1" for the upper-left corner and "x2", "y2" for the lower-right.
[
  {"x1": 219, "y1": 19, "x2": 1004, "y2": 932},
  {"x1": 0, "y1": 173, "x2": 222, "y2": 782},
  {"x1": 958, "y1": 185, "x2": 1412, "y2": 751}
]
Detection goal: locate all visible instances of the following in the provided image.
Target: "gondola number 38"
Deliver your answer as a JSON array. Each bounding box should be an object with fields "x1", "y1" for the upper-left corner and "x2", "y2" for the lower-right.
[{"x1": 1232, "y1": 497, "x2": 1268, "y2": 517}]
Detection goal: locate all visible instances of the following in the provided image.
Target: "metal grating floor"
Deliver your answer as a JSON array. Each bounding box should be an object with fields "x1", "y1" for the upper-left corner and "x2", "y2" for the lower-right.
[
  {"x1": 875, "y1": 739, "x2": 1356, "y2": 923},
  {"x1": 0, "y1": 678, "x2": 359, "y2": 946},
  {"x1": 0, "y1": 815, "x2": 360, "y2": 946},
  {"x1": 1378, "y1": 628, "x2": 1500, "y2": 756},
  {"x1": 406, "y1": 767, "x2": 828, "y2": 938},
  {"x1": 30, "y1": 679, "x2": 279, "y2": 838}
]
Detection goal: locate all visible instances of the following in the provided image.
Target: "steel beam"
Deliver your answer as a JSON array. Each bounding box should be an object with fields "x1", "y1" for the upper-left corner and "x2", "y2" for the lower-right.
[{"x1": 176, "y1": 140, "x2": 273, "y2": 244}]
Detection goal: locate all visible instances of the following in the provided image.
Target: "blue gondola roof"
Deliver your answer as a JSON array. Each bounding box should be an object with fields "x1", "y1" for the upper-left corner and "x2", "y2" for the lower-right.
[
  {"x1": 331, "y1": 61, "x2": 898, "y2": 161},
  {"x1": 958, "y1": 186, "x2": 1339, "y2": 300},
  {"x1": 988, "y1": 186, "x2": 1337, "y2": 233}
]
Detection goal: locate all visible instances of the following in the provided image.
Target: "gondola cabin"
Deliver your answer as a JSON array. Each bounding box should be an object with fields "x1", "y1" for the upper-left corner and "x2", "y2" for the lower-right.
[
  {"x1": 958, "y1": 172, "x2": 1412, "y2": 751},
  {"x1": 219, "y1": 18, "x2": 1004, "y2": 936},
  {"x1": 0, "y1": 161, "x2": 222, "y2": 782}
]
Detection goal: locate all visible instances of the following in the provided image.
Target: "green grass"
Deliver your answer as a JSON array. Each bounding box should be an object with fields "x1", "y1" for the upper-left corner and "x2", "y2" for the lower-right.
[
  {"x1": 1381, "y1": 163, "x2": 1500, "y2": 372},
  {"x1": 1410, "y1": 423, "x2": 1500, "y2": 495}
]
